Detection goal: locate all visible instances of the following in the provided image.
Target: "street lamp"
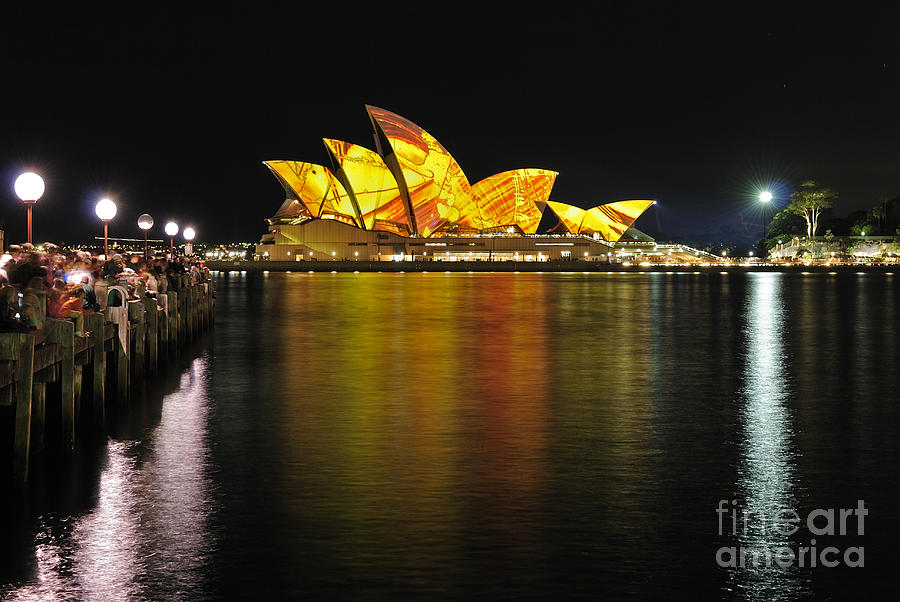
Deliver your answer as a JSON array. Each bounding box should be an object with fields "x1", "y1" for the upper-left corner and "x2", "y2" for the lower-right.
[
  {"x1": 758, "y1": 190, "x2": 776, "y2": 256},
  {"x1": 14, "y1": 172, "x2": 45, "y2": 244},
  {"x1": 183, "y1": 227, "x2": 196, "y2": 256},
  {"x1": 138, "y1": 213, "x2": 154, "y2": 259},
  {"x1": 95, "y1": 198, "x2": 117, "y2": 258},
  {"x1": 165, "y1": 221, "x2": 179, "y2": 257}
]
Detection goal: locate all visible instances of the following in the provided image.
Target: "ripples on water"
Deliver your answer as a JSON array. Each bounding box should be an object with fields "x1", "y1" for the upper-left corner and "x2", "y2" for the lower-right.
[{"x1": 1, "y1": 272, "x2": 898, "y2": 600}]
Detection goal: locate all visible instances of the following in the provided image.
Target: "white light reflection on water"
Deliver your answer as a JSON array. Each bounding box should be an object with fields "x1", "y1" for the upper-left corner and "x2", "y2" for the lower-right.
[
  {"x1": 730, "y1": 273, "x2": 806, "y2": 599},
  {"x1": 5, "y1": 355, "x2": 214, "y2": 601}
]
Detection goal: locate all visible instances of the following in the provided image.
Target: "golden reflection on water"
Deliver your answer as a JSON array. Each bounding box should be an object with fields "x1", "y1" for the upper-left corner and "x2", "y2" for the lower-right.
[
  {"x1": 268, "y1": 274, "x2": 557, "y2": 589},
  {"x1": 264, "y1": 273, "x2": 657, "y2": 593}
]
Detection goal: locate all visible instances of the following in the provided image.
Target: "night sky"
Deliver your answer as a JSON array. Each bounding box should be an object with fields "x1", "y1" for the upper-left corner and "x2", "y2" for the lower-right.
[{"x1": 3, "y1": 4, "x2": 899, "y2": 246}]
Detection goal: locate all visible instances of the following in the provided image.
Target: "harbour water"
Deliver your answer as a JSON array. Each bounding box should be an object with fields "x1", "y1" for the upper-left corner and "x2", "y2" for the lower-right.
[{"x1": 2, "y1": 271, "x2": 898, "y2": 599}]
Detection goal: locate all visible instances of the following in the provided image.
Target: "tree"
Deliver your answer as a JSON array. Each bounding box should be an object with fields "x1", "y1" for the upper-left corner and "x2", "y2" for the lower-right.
[
  {"x1": 870, "y1": 204, "x2": 887, "y2": 234},
  {"x1": 759, "y1": 209, "x2": 806, "y2": 254},
  {"x1": 786, "y1": 180, "x2": 837, "y2": 238}
]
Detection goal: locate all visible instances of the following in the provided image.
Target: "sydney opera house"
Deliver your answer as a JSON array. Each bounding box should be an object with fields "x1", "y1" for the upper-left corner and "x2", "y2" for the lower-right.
[{"x1": 255, "y1": 106, "x2": 655, "y2": 262}]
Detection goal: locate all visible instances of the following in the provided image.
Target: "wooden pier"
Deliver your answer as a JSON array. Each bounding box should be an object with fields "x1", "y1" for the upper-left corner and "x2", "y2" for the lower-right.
[{"x1": 0, "y1": 276, "x2": 215, "y2": 482}]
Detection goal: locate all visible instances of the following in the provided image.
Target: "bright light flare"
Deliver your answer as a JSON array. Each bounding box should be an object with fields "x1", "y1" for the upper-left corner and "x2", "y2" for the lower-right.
[
  {"x1": 95, "y1": 198, "x2": 117, "y2": 221},
  {"x1": 15, "y1": 172, "x2": 45, "y2": 202},
  {"x1": 759, "y1": 191, "x2": 773, "y2": 203}
]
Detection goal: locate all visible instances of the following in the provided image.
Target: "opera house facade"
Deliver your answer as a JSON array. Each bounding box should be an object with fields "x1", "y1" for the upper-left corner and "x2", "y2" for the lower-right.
[{"x1": 255, "y1": 106, "x2": 654, "y2": 262}]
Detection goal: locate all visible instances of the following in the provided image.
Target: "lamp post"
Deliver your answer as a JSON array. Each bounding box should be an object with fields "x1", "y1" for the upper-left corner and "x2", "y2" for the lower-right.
[
  {"x1": 759, "y1": 190, "x2": 774, "y2": 230},
  {"x1": 138, "y1": 214, "x2": 154, "y2": 259},
  {"x1": 183, "y1": 227, "x2": 195, "y2": 256},
  {"x1": 95, "y1": 198, "x2": 117, "y2": 259},
  {"x1": 14, "y1": 172, "x2": 45, "y2": 244},
  {"x1": 758, "y1": 190, "x2": 775, "y2": 256},
  {"x1": 165, "y1": 222, "x2": 179, "y2": 257}
]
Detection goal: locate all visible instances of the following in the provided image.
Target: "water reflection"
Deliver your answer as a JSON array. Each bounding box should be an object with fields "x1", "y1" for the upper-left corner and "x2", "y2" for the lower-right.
[
  {"x1": 731, "y1": 273, "x2": 805, "y2": 599},
  {"x1": 3, "y1": 355, "x2": 214, "y2": 601},
  {"x1": 4, "y1": 272, "x2": 898, "y2": 599}
]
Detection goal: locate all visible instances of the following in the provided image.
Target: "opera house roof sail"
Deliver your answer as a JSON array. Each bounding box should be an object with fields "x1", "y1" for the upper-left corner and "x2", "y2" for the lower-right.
[{"x1": 262, "y1": 106, "x2": 653, "y2": 242}]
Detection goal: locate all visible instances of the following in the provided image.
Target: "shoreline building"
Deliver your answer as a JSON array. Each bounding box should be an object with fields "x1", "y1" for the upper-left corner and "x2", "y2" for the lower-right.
[{"x1": 256, "y1": 106, "x2": 655, "y2": 262}]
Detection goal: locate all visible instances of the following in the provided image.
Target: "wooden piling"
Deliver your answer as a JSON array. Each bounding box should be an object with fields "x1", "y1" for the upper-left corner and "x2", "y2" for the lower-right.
[
  {"x1": 143, "y1": 297, "x2": 159, "y2": 374},
  {"x1": 29, "y1": 383, "x2": 46, "y2": 454},
  {"x1": 169, "y1": 291, "x2": 179, "y2": 354},
  {"x1": 46, "y1": 320, "x2": 75, "y2": 450},
  {"x1": 157, "y1": 296, "x2": 169, "y2": 367},
  {"x1": 85, "y1": 312, "x2": 106, "y2": 427},
  {"x1": 2, "y1": 282, "x2": 214, "y2": 482},
  {"x1": 0, "y1": 333, "x2": 35, "y2": 482},
  {"x1": 114, "y1": 323, "x2": 128, "y2": 402},
  {"x1": 129, "y1": 300, "x2": 145, "y2": 384}
]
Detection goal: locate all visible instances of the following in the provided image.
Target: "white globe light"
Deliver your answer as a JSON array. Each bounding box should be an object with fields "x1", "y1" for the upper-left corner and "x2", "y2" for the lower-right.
[
  {"x1": 138, "y1": 213, "x2": 154, "y2": 230},
  {"x1": 95, "y1": 198, "x2": 117, "y2": 221},
  {"x1": 165, "y1": 222, "x2": 179, "y2": 236},
  {"x1": 760, "y1": 191, "x2": 773, "y2": 203},
  {"x1": 15, "y1": 172, "x2": 45, "y2": 202},
  {"x1": 183, "y1": 227, "x2": 196, "y2": 241}
]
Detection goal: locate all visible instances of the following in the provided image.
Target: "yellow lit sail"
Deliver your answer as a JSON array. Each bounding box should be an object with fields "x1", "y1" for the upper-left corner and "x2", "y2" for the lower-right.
[
  {"x1": 264, "y1": 160, "x2": 359, "y2": 227},
  {"x1": 471, "y1": 169, "x2": 557, "y2": 233},
  {"x1": 323, "y1": 139, "x2": 411, "y2": 231},
  {"x1": 581, "y1": 200, "x2": 655, "y2": 242},
  {"x1": 264, "y1": 161, "x2": 331, "y2": 219},
  {"x1": 544, "y1": 201, "x2": 586, "y2": 234},
  {"x1": 366, "y1": 105, "x2": 475, "y2": 236}
]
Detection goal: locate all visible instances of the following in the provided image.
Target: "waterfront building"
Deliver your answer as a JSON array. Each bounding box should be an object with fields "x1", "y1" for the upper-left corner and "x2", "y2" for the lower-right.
[{"x1": 255, "y1": 106, "x2": 655, "y2": 262}]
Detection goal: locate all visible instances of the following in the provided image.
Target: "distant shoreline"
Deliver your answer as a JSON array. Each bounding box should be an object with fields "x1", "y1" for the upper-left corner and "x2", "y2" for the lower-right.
[{"x1": 206, "y1": 260, "x2": 899, "y2": 274}]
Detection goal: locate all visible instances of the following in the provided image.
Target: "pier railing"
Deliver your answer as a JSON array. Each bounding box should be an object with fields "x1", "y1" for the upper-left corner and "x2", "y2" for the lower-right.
[{"x1": 0, "y1": 276, "x2": 215, "y2": 482}]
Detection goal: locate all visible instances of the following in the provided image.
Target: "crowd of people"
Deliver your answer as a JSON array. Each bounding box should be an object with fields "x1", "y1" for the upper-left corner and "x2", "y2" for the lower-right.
[{"x1": 0, "y1": 243, "x2": 210, "y2": 336}]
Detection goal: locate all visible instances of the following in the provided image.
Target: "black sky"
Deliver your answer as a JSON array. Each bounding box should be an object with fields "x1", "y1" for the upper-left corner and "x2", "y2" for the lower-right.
[{"x1": 2, "y1": 4, "x2": 899, "y2": 245}]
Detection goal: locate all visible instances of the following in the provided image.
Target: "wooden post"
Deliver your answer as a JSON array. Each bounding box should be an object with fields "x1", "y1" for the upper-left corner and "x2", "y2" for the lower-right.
[
  {"x1": 196, "y1": 285, "x2": 203, "y2": 334},
  {"x1": 85, "y1": 312, "x2": 106, "y2": 427},
  {"x1": 187, "y1": 285, "x2": 195, "y2": 341},
  {"x1": 30, "y1": 383, "x2": 46, "y2": 454},
  {"x1": 209, "y1": 281, "x2": 215, "y2": 324},
  {"x1": 73, "y1": 364, "x2": 83, "y2": 421},
  {"x1": 0, "y1": 333, "x2": 35, "y2": 482},
  {"x1": 143, "y1": 297, "x2": 159, "y2": 374},
  {"x1": 158, "y1": 298, "x2": 169, "y2": 367},
  {"x1": 47, "y1": 319, "x2": 75, "y2": 451},
  {"x1": 128, "y1": 300, "x2": 145, "y2": 384},
  {"x1": 115, "y1": 322, "x2": 128, "y2": 402},
  {"x1": 169, "y1": 291, "x2": 179, "y2": 354},
  {"x1": 95, "y1": 282, "x2": 109, "y2": 311}
]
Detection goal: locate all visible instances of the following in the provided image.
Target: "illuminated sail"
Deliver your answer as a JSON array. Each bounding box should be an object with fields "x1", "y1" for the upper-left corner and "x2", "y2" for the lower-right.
[
  {"x1": 323, "y1": 139, "x2": 411, "y2": 232},
  {"x1": 581, "y1": 200, "x2": 655, "y2": 242},
  {"x1": 263, "y1": 160, "x2": 359, "y2": 227},
  {"x1": 366, "y1": 105, "x2": 476, "y2": 236},
  {"x1": 471, "y1": 169, "x2": 557, "y2": 233},
  {"x1": 544, "y1": 201, "x2": 586, "y2": 234}
]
